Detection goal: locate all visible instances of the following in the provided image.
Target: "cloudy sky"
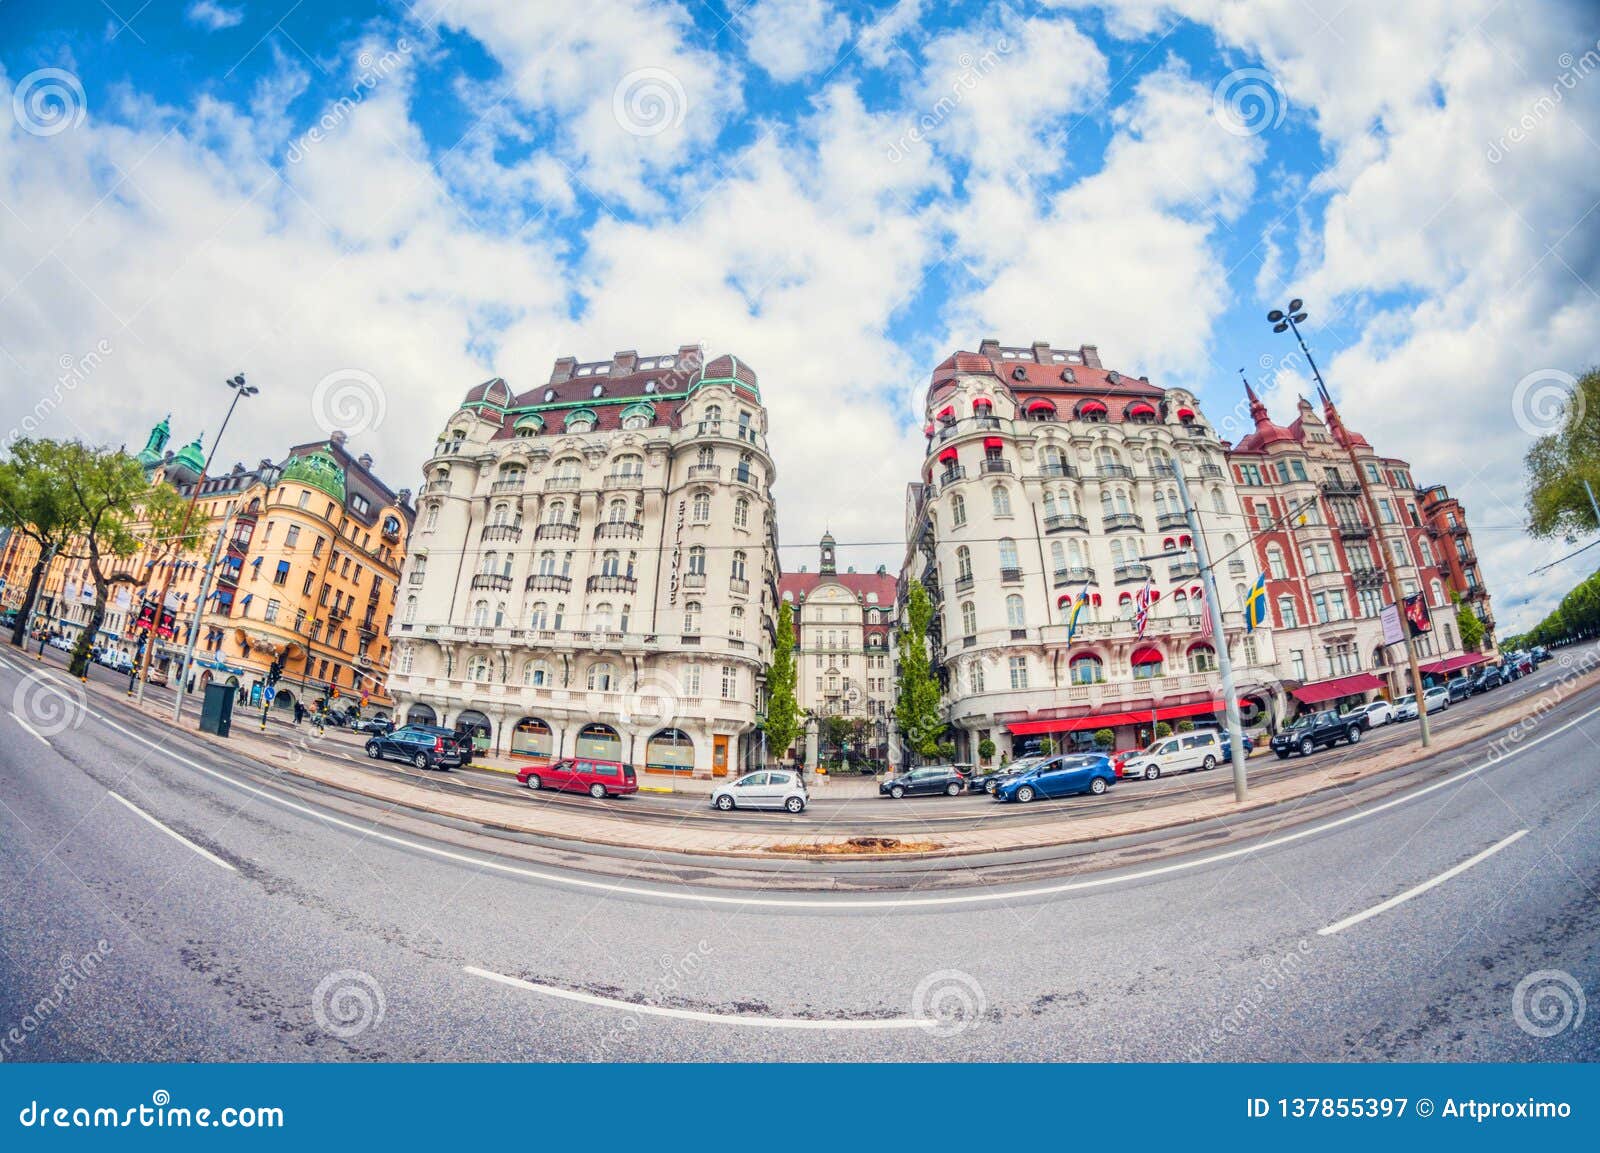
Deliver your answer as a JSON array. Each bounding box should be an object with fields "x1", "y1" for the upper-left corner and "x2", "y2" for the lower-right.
[{"x1": 1, "y1": 0, "x2": 1597, "y2": 630}]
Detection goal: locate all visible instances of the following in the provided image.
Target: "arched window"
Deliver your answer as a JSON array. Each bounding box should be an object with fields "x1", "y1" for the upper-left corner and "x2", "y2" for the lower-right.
[
  {"x1": 692, "y1": 490, "x2": 711, "y2": 522},
  {"x1": 490, "y1": 503, "x2": 510, "y2": 526},
  {"x1": 543, "y1": 500, "x2": 566, "y2": 526},
  {"x1": 1041, "y1": 445, "x2": 1067, "y2": 475},
  {"x1": 999, "y1": 538, "x2": 1019, "y2": 570},
  {"x1": 961, "y1": 601, "x2": 977, "y2": 636},
  {"x1": 734, "y1": 497, "x2": 750, "y2": 529},
  {"x1": 1043, "y1": 490, "x2": 1057, "y2": 517},
  {"x1": 1131, "y1": 646, "x2": 1163, "y2": 679},
  {"x1": 593, "y1": 602, "x2": 614, "y2": 632},
  {"x1": 1050, "y1": 540, "x2": 1066, "y2": 570},
  {"x1": 992, "y1": 485, "x2": 1012, "y2": 516},
  {"x1": 688, "y1": 545, "x2": 706, "y2": 575},
  {"x1": 587, "y1": 662, "x2": 616, "y2": 691},
  {"x1": 1006, "y1": 594, "x2": 1025, "y2": 628},
  {"x1": 1096, "y1": 446, "x2": 1122, "y2": 471},
  {"x1": 1069, "y1": 538, "x2": 1087, "y2": 566},
  {"x1": 1188, "y1": 643, "x2": 1217, "y2": 673},
  {"x1": 467, "y1": 654, "x2": 490, "y2": 682},
  {"x1": 494, "y1": 601, "x2": 506, "y2": 627},
  {"x1": 684, "y1": 601, "x2": 702, "y2": 634},
  {"x1": 480, "y1": 550, "x2": 498, "y2": 575},
  {"x1": 956, "y1": 546, "x2": 973, "y2": 581},
  {"x1": 553, "y1": 456, "x2": 583, "y2": 482},
  {"x1": 731, "y1": 550, "x2": 748, "y2": 580},
  {"x1": 736, "y1": 452, "x2": 753, "y2": 483},
  {"x1": 1101, "y1": 490, "x2": 1114, "y2": 518},
  {"x1": 614, "y1": 453, "x2": 643, "y2": 477},
  {"x1": 1173, "y1": 589, "x2": 1189, "y2": 615},
  {"x1": 951, "y1": 493, "x2": 967, "y2": 527},
  {"x1": 529, "y1": 601, "x2": 549, "y2": 629},
  {"x1": 537, "y1": 550, "x2": 557, "y2": 576},
  {"x1": 1118, "y1": 592, "x2": 1135, "y2": 620},
  {"x1": 472, "y1": 599, "x2": 489, "y2": 626},
  {"x1": 424, "y1": 504, "x2": 438, "y2": 530},
  {"x1": 1154, "y1": 490, "x2": 1168, "y2": 516},
  {"x1": 704, "y1": 404, "x2": 722, "y2": 428},
  {"x1": 697, "y1": 445, "x2": 714, "y2": 468},
  {"x1": 601, "y1": 550, "x2": 620, "y2": 576},
  {"x1": 1069, "y1": 654, "x2": 1104, "y2": 685},
  {"x1": 607, "y1": 498, "x2": 628, "y2": 523},
  {"x1": 566, "y1": 411, "x2": 595, "y2": 433}
]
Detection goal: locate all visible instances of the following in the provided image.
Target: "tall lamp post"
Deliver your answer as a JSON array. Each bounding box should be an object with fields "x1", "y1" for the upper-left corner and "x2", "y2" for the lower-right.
[
  {"x1": 132, "y1": 374, "x2": 258, "y2": 706},
  {"x1": 1267, "y1": 300, "x2": 1431, "y2": 748}
]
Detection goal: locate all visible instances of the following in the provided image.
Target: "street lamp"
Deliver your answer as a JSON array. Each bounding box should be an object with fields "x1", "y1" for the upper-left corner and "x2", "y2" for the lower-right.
[
  {"x1": 134, "y1": 374, "x2": 259, "y2": 709},
  {"x1": 1265, "y1": 301, "x2": 1431, "y2": 748}
]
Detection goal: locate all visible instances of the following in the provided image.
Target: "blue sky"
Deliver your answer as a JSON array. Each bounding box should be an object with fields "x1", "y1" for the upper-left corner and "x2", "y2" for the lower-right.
[{"x1": 2, "y1": 0, "x2": 1597, "y2": 629}]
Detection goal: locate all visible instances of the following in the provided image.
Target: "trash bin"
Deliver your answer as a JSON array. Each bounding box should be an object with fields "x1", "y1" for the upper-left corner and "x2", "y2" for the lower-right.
[{"x1": 198, "y1": 682, "x2": 235, "y2": 737}]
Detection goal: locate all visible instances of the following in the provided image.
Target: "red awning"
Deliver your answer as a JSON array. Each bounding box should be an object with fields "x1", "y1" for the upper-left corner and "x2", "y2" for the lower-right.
[
  {"x1": 983, "y1": 436, "x2": 1004, "y2": 450},
  {"x1": 1078, "y1": 399, "x2": 1108, "y2": 415},
  {"x1": 1131, "y1": 646, "x2": 1163, "y2": 665},
  {"x1": 973, "y1": 398, "x2": 992, "y2": 410},
  {"x1": 1009, "y1": 699, "x2": 1228, "y2": 735},
  {"x1": 1419, "y1": 653, "x2": 1489, "y2": 676},
  {"x1": 1057, "y1": 593, "x2": 1073, "y2": 606},
  {"x1": 1128, "y1": 402, "x2": 1157, "y2": 418},
  {"x1": 936, "y1": 405, "x2": 955, "y2": 420},
  {"x1": 1090, "y1": 593, "x2": 1102, "y2": 606},
  {"x1": 1291, "y1": 672, "x2": 1384, "y2": 705},
  {"x1": 923, "y1": 423, "x2": 933, "y2": 437},
  {"x1": 1025, "y1": 398, "x2": 1056, "y2": 413},
  {"x1": 1177, "y1": 407, "x2": 1196, "y2": 420},
  {"x1": 937, "y1": 446, "x2": 958, "y2": 463}
]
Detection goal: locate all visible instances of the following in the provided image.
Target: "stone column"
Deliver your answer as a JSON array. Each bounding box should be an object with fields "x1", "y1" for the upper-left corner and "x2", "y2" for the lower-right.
[{"x1": 804, "y1": 716, "x2": 819, "y2": 772}]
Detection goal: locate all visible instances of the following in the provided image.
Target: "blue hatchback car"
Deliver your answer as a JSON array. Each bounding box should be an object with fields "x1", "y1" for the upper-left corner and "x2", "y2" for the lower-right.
[{"x1": 994, "y1": 754, "x2": 1117, "y2": 803}]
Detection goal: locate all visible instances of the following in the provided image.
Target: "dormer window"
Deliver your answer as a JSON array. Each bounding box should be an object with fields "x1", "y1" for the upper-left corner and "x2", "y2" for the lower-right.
[
  {"x1": 592, "y1": 383, "x2": 605, "y2": 397},
  {"x1": 566, "y1": 409, "x2": 597, "y2": 433},
  {"x1": 644, "y1": 380, "x2": 657, "y2": 394},
  {"x1": 544, "y1": 389, "x2": 556, "y2": 402}
]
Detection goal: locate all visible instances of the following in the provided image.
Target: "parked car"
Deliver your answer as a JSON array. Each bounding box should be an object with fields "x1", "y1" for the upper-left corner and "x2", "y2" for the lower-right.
[
  {"x1": 144, "y1": 666, "x2": 169, "y2": 687},
  {"x1": 879, "y1": 765, "x2": 968, "y2": 798},
  {"x1": 349, "y1": 717, "x2": 395, "y2": 735},
  {"x1": 1531, "y1": 645, "x2": 1552, "y2": 664},
  {"x1": 1508, "y1": 653, "x2": 1534, "y2": 676},
  {"x1": 1219, "y1": 733, "x2": 1257, "y2": 762},
  {"x1": 364, "y1": 726, "x2": 463, "y2": 770},
  {"x1": 1353, "y1": 700, "x2": 1395, "y2": 728},
  {"x1": 994, "y1": 755, "x2": 1116, "y2": 803},
  {"x1": 1271, "y1": 710, "x2": 1365, "y2": 758},
  {"x1": 404, "y1": 724, "x2": 474, "y2": 764},
  {"x1": 1446, "y1": 675, "x2": 1476, "y2": 702},
  {"x1": 710, "y1": 769, "x2": 807, "y2": 813},
  {"x1": 1120, "y1": 729, "x2": 1224, "y2": 781},
  {"x1": 1470, "y1": 667, "x2": 1508, "y2": 694},
  {"x1": 972, "y1": 757, "x2": 1041, "y2": 794},
  {"x1": 518, "y1": 757, "x2": 639, "y2": 799},
  {"x1": 1422, "y1": 685, "x2": 1452, "y2": 713}
]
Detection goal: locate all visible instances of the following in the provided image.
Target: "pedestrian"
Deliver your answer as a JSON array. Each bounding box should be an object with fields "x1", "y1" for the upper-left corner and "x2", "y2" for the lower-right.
[{"x1": 293, "y1": 701, "x2": 304, "y2": 725}]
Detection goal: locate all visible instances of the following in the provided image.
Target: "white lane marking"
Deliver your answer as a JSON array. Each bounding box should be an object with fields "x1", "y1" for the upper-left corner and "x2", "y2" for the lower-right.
[
  {"x1": 2, "y1": 652, "x2": 1596, "y2": 909},
  {"x1": 9, "y1": 710, "x2": 52, "y2": 746},
  {"x1": 106, "y1": 790, "x2": 238, "y2": 872},
  {"x1": 1317, "y1": 829, "x2": 1527, "y2": 936},
  {"x1": 462, "y1": 965, "x2": 932, "y2": 1029}
]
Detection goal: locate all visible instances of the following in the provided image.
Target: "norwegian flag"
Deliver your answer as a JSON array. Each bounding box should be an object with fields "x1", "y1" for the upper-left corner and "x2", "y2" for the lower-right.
[
  {"x1": 1197, "y1": 586, "x2": 1213, "y2": 640},
  {"x1": 1134, "y1": 579, "x2": 1153, "y2": 639}
]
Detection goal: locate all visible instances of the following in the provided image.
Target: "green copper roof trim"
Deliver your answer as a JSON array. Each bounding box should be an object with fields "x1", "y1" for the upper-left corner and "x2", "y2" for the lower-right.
[
  {"x1": 619, "y1": 401, "x2": 656, "y2": 421},
  {"x1": 512, "y1": 413, "x2": 545, "y2": 428},
  {"x1": 279, "y1": 445, "x2": 347, "y2": 502},
  {"x1": 563, "y1": 407, "x2": 599, "y2": 428},
  {"x1": 500, "y1": 390, "x2": 691, "y2": 415}
]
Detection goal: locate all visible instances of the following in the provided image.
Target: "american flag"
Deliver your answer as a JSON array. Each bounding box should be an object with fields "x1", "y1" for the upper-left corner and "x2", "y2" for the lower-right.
[
  {"x1": 1134, "y1": 579, "x2": 1153, "y2": 638},
  {"x1": 1197, "y1": 586, "x2": 1213, "y2": 640}
]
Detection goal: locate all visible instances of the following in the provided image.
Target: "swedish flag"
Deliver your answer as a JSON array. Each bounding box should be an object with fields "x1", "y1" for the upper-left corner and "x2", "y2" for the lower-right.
[
  {"x1": 1244, "y1": 572, "x2": 1269, "y2": 632},
  {"x1": 1066, "y1": 584, "x2": 1090, "y2": 644}
]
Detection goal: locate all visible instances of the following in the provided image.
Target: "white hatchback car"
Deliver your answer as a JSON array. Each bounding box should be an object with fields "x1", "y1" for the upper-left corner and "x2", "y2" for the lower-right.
[
  {"x1": 711, "y1": 769, "x2": 808, "y2": 814},
  {"x1": 1355, "y1": 700, "x2": 1395, "y2": 727},
  {"x1": 1121, "y1": 730, "x2": 1223, "y2": 781}
]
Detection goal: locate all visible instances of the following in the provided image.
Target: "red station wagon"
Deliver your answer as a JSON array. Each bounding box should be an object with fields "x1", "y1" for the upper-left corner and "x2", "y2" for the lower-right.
[{"x1": 516, "y1": 757, "x2": 638, "y2": 799}]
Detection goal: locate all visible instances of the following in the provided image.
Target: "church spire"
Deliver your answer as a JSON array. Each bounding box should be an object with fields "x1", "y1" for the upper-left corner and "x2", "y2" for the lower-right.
[{"x1": 819, "y1": 529, "x2": 836, "y2": 575}]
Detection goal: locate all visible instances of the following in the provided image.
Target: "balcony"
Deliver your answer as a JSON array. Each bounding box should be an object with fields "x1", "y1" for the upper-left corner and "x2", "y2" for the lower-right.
[
  {"x1": 604, "y1": 472, "x2": 644, "y2": 489},
  {"x1": 981, "y1": 459, "x2": 1012, "y2": 475},
  {"x1": 999, "y1": 567, "x2": 1023, "y2": 584},
  {"x1": 1037, "y1": 463, "x2": 1078, "y2": 480},
  {"x1": 1095, "y1": 464, "x2": 1135, "y2": 480},
  {"x1": 358, "y1": 617, "x2": 379, "y2": 637},
  {"x1": 1168, "y1": 560, "x2": 1200, "y2": 580},
  {"x1": 1337, "y1": 521, "x2": 1372, "y2": 540},
  {"x1": 586, "y1": 574, "x2": 637, "y2": 594},
  {"x1": 1052, "y1": 566, "x2": 1096, "y2": 587},
  {"x1": 470, "y1": 573, "x2": 512, "y2": 592},
  {"x1": 419, "y1": 479, "x2": 454, "y2": 496},
  {"x1": 489, "y1": 477, "x2": 525, "y2": 494},
  {"x1": 954, "y1": 573, "x2": 975, "y2": 593},
  {"x1": 1228, "y1": 559, "x2": 1248, "y2": 575},
  {"x1": 1455, "y1": 550, "x2": 1477, "y2": 567},
  {"x1": 1114, "y1": 562, "x2": 1152, "y2": 583},
  {"x1": 1448, "y1": 523, "x2": 1470, "y2": 537},
  {"x1": 525, "y1": 574, "x2": 571, "y2": 593},
  {"x1": 1464, "y1": 585, "x2": 1488, "y2": 601},
  {"x1": 1102, "y1": 512, "x2": 1144, "y2": 532},
  {"x1": 937, "y1": 467, "x2": 966, "y2": 489},
  {"x1": 594, "y1": 521, "x2": 644, "y2": 541},
  {"x1": 1044, "y1": 512, "x2": 1089, "y2": 533},
  {"x1": 1156, "y1": 511, "x2": 1188, "y2": 531},
  {"x1": 481, "y1": 524, "x2": 522, "y2": 543},
  {"x1": 1320, "y1": 478, "x2": 1361, "y2": 497},
  {"x1": 682, "y1": 572, "x2": 707, "y2": 590},
  {"x1": 1198, "y1": 462, "x2": 1225, "y2": 478},
  {"x1": 729, "y1": 577, "x2": 750, "y2": 595},
  {"x1": 1351, "y1": 566, "x2": 1385, "y2": 588},
  {"x1": 732, "y1": 470, "x2": 760, "y2": 489},
  {"x1": 543, "y1": 475, "x2": 583, "y2": 492},
  {"x1": 687, "y1": 463, "x2": 722, "y2": 481},
  {"x1": 408, "y1": 571, "x2": 426, "y2": 586},
  {"x1": 534, "y1": 522, "x2": 579, "y2": 542}
]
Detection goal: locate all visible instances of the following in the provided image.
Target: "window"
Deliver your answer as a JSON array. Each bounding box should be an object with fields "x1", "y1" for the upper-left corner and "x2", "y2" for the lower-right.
[
  {"x1": 601, "y1": 550, "x2": 621, "y2": 577},
  {"x1": 284, "y1": 525, "x2": 301, "y2": 547},
  {"x1": 992, "y1": 485, "x2": 1011, "y2": 516},
  {"x1": 273, "y1": 560, "x2": 289, "y2": 586},
  {"x1": 404, "y1": 595, "x2": 417, "y2": 624},
  {"x1": 396, "y1": 646, "x2": 413, "y2": 674},
  {"x1": 688, "y1": 546, "x2": 706, "y2": 576},
  {"x1": 683, "y1": 665, "x2": 701, "y2": 696},
  {"x1": 1277, "y1": 596, "x2": 1297, "y2": 628},
  {"x1": 1009, "y1": 656, "x2": 1028, "y2": 690},
  {"x1": 1069, "y1": 654, "x2": 1103, "y2": 685},
  {"x1": 1266, "y1": 545, "x2": 1287, "y2": 580},
  {"x1": 424, "y1": 504, "x2": 438, "y2": 530},
  {"x1": 721, "y1": 665, "x2": 738, "y2": 701},
  {"x1": 530, "y1": 601, "x2": 549, "y2": 629},
  {"x1": 956, "y1": 546, "x2": 973, "y2": 581},
  {"x1": 961, "y1": 601, "x2": 977, "y2": 637},
  {"x1": 1290, "y1": 650, "x2": 1306, "y2": 680},
  {"x1": 734, "y1": 497, "x2": 749, "y2": 529},
  {"x1": 588, "y1": 663, "x2": 615, "y2": 691},
  {"x1": 524, "y1": 660, "x2": 551, "y2": 686},
  {"x1": 971, "y1": 661, "x2": 985, "y2": 693},
  {"x1": 473, "y1": 600, "x2": 489, "y2": 626},
  {"x1": 692, "y1": 491, "x2": 711, "y2": 522},
  {"x1": 684, "y1": 600, "x2": 702, "y2": 635},
  {"x1": 951, "y1": 494, "x2": 966, "y2": 527},
  {"x1": 1188, "y1": 643, "x2": 1217, "y2": 673},
  {"x1": 999, "y1": 538, "x2": 1019, "y2": 571},
  {"x1": 730, "y1": 606, "x2": 744, "y2": 639},
  {"x1": 468, "y1": 655, "x2": 490, "y2": 683},
  {"x1": 1005, "y1": 595, "x2": 1025, "y2": 628},
  {"x1": 731, "y1": 550, "x2": 747, "y2": 581},
  {"x1": 264, "y1": 598, "x2": 281, "y2": 624}
]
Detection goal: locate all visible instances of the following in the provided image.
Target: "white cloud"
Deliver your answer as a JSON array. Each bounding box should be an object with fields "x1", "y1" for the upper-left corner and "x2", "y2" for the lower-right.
[
  {"x1": 741, "y1": 0, "x2": 853, "y2": 83},
  {"x1": 185, "y1": 1, "x2": 245, "y2": 31}
]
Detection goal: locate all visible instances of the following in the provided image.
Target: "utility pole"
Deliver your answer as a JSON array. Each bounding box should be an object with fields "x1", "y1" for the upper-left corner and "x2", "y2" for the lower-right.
[
  {"x1": 1270, "y1": 301, "x2": 1431, "y2": 747},
  {"x1": 1170, "y1": 464, "x2": 1249, "y2": 803},
  {"x1": 171, "y1": 515, "x2": 232, "y2": 722}
]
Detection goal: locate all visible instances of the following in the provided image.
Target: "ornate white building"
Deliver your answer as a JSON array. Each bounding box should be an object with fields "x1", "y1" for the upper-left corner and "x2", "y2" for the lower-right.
[
  {"x1": 902, "y1": 340, "x2": 1280, "y2": 762},
  {"x1": 389, "y1": 347, "x2": 780, "y2": 778}
]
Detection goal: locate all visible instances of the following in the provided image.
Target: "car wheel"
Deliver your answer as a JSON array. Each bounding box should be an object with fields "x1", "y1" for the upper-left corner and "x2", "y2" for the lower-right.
[
  {"x1": 715, "y1": 794, "x2": 735, "y2": 811},
  {"x1": 785, "y1": 796, "x2": 805, "y2": 814},
  {"x1": 412, "y1": 753, "x2": 430, "y2": 770},
  {"x1": 1143, "y1": 764, "x2": 1160, "y2": 780},
  {"x1": 1347, "y1": 726, "x2": 1362, "y2": 744},
  {"x1": 890, "y1": 785, "x2": 905, "y2": 799},
  {"x1": 365, "y1": 744, "x2": 380, "y2": 759},
  {"x1": 525, "y1": 775, "x2": 542, "y2": 790},
  {"x1": 1298, "y1": 737, "x2": 1314, "y2": 756},
  {"x1": 1015, "y1": 785, "x2": 1035, "y2": 803},
  {"x1": 588, "y1": 783, "x2": 607, "y2": 799},
  {"x1": 1201, "y1": 754, "x2": 1217, "y2": 770},
  {"x1": 945, "y1": 782, "x2": 961, "y2": 796},
  {"x1": 1089, "y1": 777, "x2": 1108, "y2": 795}
]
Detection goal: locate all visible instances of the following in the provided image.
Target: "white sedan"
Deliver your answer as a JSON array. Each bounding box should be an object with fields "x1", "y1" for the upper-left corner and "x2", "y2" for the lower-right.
[
  {"x1": 710, "y1": 769, "x2": 808, "y2": 814},
  {"x1": 1356, "y1": 700, "x2": 1395, "y2": 727}
]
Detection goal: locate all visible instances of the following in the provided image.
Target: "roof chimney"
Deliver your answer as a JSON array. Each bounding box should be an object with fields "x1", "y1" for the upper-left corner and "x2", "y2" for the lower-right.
[
  {"x1": 611, "y1": 350, "x2": 638, "y2": 374},
  {"x1": 358, "y1": 452, "x2": 374, "y2": 471},
  {"x1": 549, "y1": 357, "x2": 577, "y2": 384},
  {"x1": 1031, "y1": 341, "x2": 1052, "y2": 363},
  {"x1": 1080, "y1": 344, "x2": 1102, "y2": 369}
]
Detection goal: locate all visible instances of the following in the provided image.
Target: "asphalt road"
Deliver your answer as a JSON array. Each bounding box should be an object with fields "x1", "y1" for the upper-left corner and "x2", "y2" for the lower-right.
[{"x1": 2, "y1": 641, "x2": 1597, "y2": 1060}]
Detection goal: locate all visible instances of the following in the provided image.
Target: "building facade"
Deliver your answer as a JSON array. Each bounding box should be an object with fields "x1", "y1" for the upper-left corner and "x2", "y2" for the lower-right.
[
  {"x1": 388, "y1": 347, "x2": 779, "y2": 778},
  {"x1": 902, "y1": 340, "x2": 1280, "y2": 763},
  {"x1": 777, "y1": 533, "x2": 897, "y2": 761},
  {"x1": 1418, "y1": 483, "x2": 1496, "y2": 643},
  {"x1": 1227, "y1": 386, "x2": 1483, "y2": 706}
]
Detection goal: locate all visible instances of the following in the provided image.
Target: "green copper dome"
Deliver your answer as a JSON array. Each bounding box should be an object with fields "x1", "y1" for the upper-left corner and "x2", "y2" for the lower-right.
[
  {"x1": 280, "y1": 445, "x2": 346, "y2": 502},
  {"x1": 136, "y1": 414, "x2": 172, "y2": 468},
  {"x1": 172, "y1": 431, "x2": 206, "y2": 475}
]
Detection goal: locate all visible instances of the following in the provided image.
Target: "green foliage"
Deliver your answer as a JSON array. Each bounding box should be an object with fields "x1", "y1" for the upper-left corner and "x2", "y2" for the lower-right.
[
  {"x1": 1177, "y1": 719, "x2": 1195, "y2": 732},
  {"x1": 1515, "y1": 564, "x2": 1600, "y2": 648},
  {"x1": 1038, "y1": 737, "x2": 1055, "y2": 755},
  {"x1": 1093, "y1": 728, "x2": 1115, "y2": 750},
  {"x1": 1524, "y1": 367, "x2": 1600, "y2": 541},
  {"x1": 763, "y1": 601, "x2": 800, "y2": 761},
  {"x1": 977, "y1": 737, "x2": 996, "y2": 763},
  {"x1": 0, "y1": 439, "x2": 85, "y2": 646},
  {"x1": 937, "y1": 740, "x2": 957, "y2": 761},
  {"x1": 895, "y1": 582, "x2": 944, "y2": 759},
  {"x1": 1155, "y1": 721, "x2": 1173, "y2": 738},
  {"x1": 1455, "y1": 594, "x2": 1486, "y2": 652}
]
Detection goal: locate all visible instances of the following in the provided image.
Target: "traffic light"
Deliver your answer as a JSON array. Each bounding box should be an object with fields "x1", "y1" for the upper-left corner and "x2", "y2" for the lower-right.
[
  {"x1": 266, "y1": 658, "x2": 282, "y2": 686},
  {"x1": 328, "y1": 681, "x2": 339, "y2": 700}
]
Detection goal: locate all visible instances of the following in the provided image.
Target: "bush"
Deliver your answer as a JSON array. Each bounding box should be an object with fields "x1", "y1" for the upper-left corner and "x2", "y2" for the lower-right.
[
  {"x1": 1154, "y1": 722, "x2": 1172, "y2": 739},
  {"x1": 978, "y1": 737, "x2": 996, "y2": 763},
  {"x1": 1177, "y1": 719, "x2": 1195, "y2": 733},
  {"x1": 1038, "y1": 737, "x2": 1056, "y2": 755},
  {"x1": 1093, "y1": 728, "x2": 1115, "y2": 750}
]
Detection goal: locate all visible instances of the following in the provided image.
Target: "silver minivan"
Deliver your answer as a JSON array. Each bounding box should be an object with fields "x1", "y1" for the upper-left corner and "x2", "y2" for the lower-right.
[
  {"x1": 711, "y1": 770, "x2": 808, "y2": 813},
  {"x1": 1121, "y1": 730, "x2": 1224, "y2": 780}
]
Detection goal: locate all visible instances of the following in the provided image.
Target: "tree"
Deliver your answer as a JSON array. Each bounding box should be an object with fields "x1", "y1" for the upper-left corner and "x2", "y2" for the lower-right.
[
  {"x1": 1524, "y1": 366, "x2": 1600, "y2": 541},
  {"x1": 1093, "y1": 728, "x2": 1115, "y2": 750},
  {"x1": 763, "y1": 601, "x2": 800, "y2": 763},
  {"x1": 1038, "y1": 737, "x2": 1055, "y2": 755},
  {"x1": 1454, "y1": 593, "x2": 1486, "y2": 652},
  {"x1": 0, "y1": 440, "x2": 83, "y2": 648},
  {"x1": 54, "y1": 444, "x2": 197, "y2": 678},
  {"x1": 1155, "y1": 721, "x2": 1173, "y2": 738},
  {"x1": 895, "y1": 581, "x2": 944, "y2": 761},
  {"x1": 977, "y1": 737, "x2": 996, "y2": 764}
]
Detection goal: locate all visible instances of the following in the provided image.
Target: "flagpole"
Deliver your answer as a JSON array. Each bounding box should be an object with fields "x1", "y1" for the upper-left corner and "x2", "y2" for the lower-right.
[{"x1": 1172, "y1": 462, "x2": 1249, "y2": 803}]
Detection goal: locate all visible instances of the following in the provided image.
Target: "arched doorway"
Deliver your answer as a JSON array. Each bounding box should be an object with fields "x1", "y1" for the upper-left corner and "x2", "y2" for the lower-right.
[
  {"x1": 576, "y1": 722, "x2": 621, "y2": 760},
  {"x1": 273, "y1": 688, "x2": 296, "y2": 712},
  {"x1": 455, "y1": 709, "x2": 492, "y2": 752},
  {"x1": 510, "y1": 717, "x2": 553, "y2": 762},
  {"x1": 645, "y1": 727, "x2": 694, "y2": 774},
  {"x1": 406, "y1": 703, "x2": 438, "y2": 726}
]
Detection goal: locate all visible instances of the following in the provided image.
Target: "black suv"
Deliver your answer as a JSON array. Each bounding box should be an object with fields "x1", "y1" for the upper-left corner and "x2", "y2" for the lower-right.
[
  {"x1": 1446, "y1": 675, "x2": 1476, "y2": 702},
  {"x1": 879, "y1": 764, "x2": 968, "y2": 798},
  {"x1": 364, "y1": 726, "x2": 464, "y2": 771},
  {"x1": 1470, "y1": 666, "x2": 1508, "y2": 694},
  {"x1": 1271, "y1": 711, "x2": 1365, "y2": 758},
  {"x1": 403, "y1": 723, "x2": 474, "y2": 764}
]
